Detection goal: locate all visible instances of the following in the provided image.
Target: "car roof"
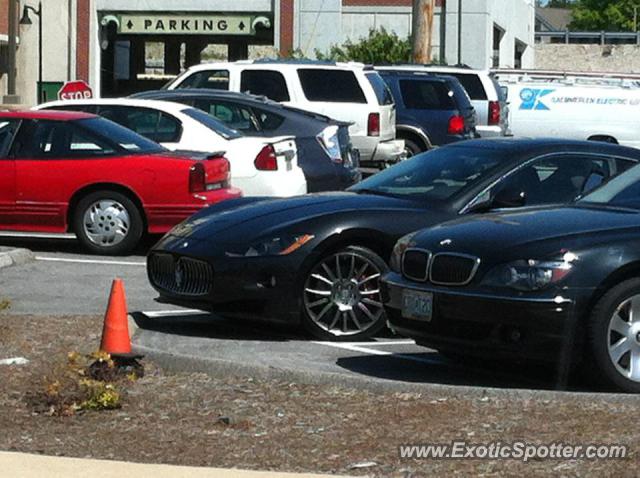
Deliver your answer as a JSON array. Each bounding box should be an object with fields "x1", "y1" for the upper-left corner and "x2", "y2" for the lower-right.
[
  {"x1": 447, "y1": 137, "x2": 640, "y2": 157},
  {"x1": 377, "y1": 70, "x2": 453, "y2": 82},
  {"x1": 0, "y1": 110, "x2": 96, "y2": 121},
  {"x1": 37, "y1": 98, "x2": 193, "y2": 115},
  {"x1": 376, "y1": 65, "x2": 489, "y2": 75},
  {"x1": 182, "y1": 59, "x2": 370, "y2": 72}
]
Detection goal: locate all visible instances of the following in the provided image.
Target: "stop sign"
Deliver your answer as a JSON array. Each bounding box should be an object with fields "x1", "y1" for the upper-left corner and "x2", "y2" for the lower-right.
[{"x1": 58, "y1": 81, "x2": 93, "y2": 101}]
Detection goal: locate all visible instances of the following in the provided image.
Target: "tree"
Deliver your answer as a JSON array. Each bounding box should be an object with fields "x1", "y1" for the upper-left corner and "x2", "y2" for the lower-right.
[
  {"x1": 316, "y1": 28, "x2": 412, "y2": 64},
  {"x1": 569, "y1": 0, "x2": 640, "y2": 31}
]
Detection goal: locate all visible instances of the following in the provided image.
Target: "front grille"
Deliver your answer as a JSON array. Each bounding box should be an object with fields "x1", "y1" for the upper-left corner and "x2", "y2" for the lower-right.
[
  {"x1": 429, "y1": 253, "x2": 479, "y2": 286},
  {"x1": 402, "y1": 249, "x2": 430, "y2": 282},
  {"x1": 148, "y1": 253, "x2": 213, "y2": 296}
]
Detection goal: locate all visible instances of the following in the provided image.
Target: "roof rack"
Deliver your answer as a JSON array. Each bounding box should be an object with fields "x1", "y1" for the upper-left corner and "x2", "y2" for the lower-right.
[{"x1": 493, "y1": 68, "x2": 640, "y2": 88}]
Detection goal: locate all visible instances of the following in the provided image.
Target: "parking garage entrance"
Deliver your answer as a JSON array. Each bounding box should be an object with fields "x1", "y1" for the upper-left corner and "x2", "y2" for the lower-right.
[{"x1": 98, "y1": 12, "x2": 274, "y2": 97}]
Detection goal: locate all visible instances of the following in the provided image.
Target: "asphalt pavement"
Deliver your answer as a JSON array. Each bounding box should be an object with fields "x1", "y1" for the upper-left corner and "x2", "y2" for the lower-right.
[{"x1": 0, "y1": 232, "x2": 586, "y2": 395}]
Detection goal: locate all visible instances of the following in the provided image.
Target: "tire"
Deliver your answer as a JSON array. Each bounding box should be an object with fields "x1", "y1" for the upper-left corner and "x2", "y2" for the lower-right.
[
  {"x1": 586, "y1": 278, "x2": 640, "y2": 393},
  {"x1": 301, "y1": 246, "x2": 389, "y2": 341},
  {"x1": 73, "y1": 190, "x2": 143, "y2": 255},
  {"x1": 402, "y1": 138, "x2": 424, "y2": 158}
]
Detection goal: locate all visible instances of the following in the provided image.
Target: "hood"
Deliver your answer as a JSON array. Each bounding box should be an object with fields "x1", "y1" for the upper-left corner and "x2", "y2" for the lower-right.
[
  {"x1": 412, "y1": 205, "x2": 640, "y2": 259},
  {"x1": 170, "y1": 192, "x2": 422, "y2": 241}
]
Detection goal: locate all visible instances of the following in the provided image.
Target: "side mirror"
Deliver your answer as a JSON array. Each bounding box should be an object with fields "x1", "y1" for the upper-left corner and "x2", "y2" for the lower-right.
[{"x1": 492, "y1": 187, "x2": 527, "y2": 209}]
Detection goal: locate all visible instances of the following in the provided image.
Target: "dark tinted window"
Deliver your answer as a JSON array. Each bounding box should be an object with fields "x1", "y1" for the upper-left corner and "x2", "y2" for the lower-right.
[
  {"x1": 182, "y1": 108, "x2": 242, "y2": 140},
  {"x1": 349, "y1": 146, "x2": 506, "y2": 201},
  {"x1": 241, "y1": 70, "x2": 290, "y2": 102},
  {"x1": 194, "y1": 99, "x2": 258, "y2": 132},
  {"x1": 0, "y1": 119, "x2": 20, "y2": 157},
  {"x1": 79, "y1": 118, "x2": 166, "y2": 153},
  {"x1": 253, "y1": 107, "x2": 286, "y2": 131},
  {"x1": 449, "y1": 73, "x2": 487, "y2": 100},
  {"x1": 298, "y1": 69, "x2": 366, "y2": 103},
  {"x1": 97, "y1": 106, "x2": 182, "y2": 143},
  {"x1": 12, "y1": 120, "x2": 116, "y2": 158},
  {"x1": 580, "y1": 162, "x2": 640, "y2": 209},
  {"x1": 366, "y1": 72, "x2": 394, "y2": 105},
  {"x1": 495, "y1": 155, "x2": 615, "y2": 206},
  {"x1": 400, "y1": 80, "x2": 455, "y2": 110},
  {"x1": 176, "y1": 70, "x2": 229, "y2": 90}
]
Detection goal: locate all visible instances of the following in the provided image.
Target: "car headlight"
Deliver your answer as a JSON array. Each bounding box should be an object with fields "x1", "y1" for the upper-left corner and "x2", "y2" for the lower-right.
[
  {"x1": 482, "y1": 252, "x2": 577, "y2": 291},
  {"x1": 317, "y1": 125, "x2": 342, "y2": 164},
  {"x1": 225, "y1": 234, "x2": 315, "y2": 257},
  {"x1": 390, "y1": 232, "x2": 419, "y2": 272}
]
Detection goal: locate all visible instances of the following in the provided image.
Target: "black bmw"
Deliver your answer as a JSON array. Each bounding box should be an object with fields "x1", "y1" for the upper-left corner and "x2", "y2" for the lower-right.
[
  {"x1": 147, "y1": 139, "x2": 640, "y2": 341},
  {"x1": 382, "y1": 163, "x2": 640, "y2": 392}
]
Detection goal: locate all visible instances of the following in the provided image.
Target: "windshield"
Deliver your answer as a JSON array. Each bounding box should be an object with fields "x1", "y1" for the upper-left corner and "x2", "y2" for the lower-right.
[
  {"x1": 349, "y1": 146, "x2": 506, "y2": 201},
  {"x1": 579, "y1": 162, "x2": 640, "y2": 210},
  {"x1": 182, "y1": 107, "x2": 243, "y2": 140},
  {"x1": 78, "y1": 117, "x2": 166, "y2": 154}
]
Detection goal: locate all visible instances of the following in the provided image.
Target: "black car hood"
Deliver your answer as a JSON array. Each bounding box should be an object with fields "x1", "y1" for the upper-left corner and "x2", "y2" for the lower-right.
[
  {"x1": 171, "y1": 192, "x2": 423, "y2": 241},
  {"x1": 413, "y1": 204, "x2": 640, "y2": 257}
]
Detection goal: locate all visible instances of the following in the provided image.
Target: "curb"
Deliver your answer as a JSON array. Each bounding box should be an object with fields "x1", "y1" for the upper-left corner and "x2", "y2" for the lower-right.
[
  {"x1": 0, "y1": 247, "x2": 35, "y2": 270},
  {"x1": 129, "y1": 323, "x2": 640, "y2": 405}
]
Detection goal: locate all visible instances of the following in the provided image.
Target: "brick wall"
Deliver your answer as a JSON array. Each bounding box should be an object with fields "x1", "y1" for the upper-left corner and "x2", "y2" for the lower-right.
[{"x1": 76, "y1": 0, "x2": 90, "y2": 81}]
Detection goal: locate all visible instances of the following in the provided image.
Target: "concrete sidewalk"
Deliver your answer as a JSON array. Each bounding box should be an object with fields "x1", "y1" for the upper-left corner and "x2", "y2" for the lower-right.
[
  {"x1": 0, "y1": 246, "x2": 34, "y2": 270},
  {"x1": 0, "y1": 452, "x2": 346, "y2": 478}
]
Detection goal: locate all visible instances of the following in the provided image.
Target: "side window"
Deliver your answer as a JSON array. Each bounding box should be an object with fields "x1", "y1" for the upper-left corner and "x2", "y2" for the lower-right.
[
  {"x1": 194, "y1": 99, "x2": 258, "y2": 132},
  {"x1": 11, "y1": 120, "x2": 115, "y2": 158},
  {"x1": 253, "y1": 108, "x2": 285, "y2": 131},
  {"x1": 298, "y1": 69, "x2": 366, "y2": 103},
  {"x1": 176, "y1": 70, "x2": 229, "y2": 90},
  {"x1": 449, "y1": 73, "x2": 487, "y2": 101},
  {"x1": 240, "y1": 70, "x2": 290, "y2": 102},
  {"x1": 399, "y1": 80, "x2": 455, "y2": 110},
  {"x1": 97, "y1": 106, "x2": 182, "y2": 143},
  {"x1": 494, "y1": 155, "x2": 613, "y2": 206},
  {"x1": 0, "y1": 120, "x2": 21, "y2": 158}
]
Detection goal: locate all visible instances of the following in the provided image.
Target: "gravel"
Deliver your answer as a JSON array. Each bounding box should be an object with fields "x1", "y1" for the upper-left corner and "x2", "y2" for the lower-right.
[{"x1": 0, "y1": 314, "x2": 637, "y2": 476}]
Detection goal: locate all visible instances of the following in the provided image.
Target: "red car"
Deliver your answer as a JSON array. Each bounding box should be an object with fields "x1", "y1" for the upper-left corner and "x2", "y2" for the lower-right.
[{"x1": 0, "y1": 111, "x2": 241, "y2": 254}]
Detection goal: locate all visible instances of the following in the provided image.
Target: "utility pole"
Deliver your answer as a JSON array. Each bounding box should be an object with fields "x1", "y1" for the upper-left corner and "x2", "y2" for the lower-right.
[
  {"x1": 439, "y1": 0, "x2": 447, "y2": 64},
  {"x1": 4, "y1": 0, "x2": 20, "y2": 104},
  {"x1": 457, "y1": 0, "x2": 462, "y2": 65},
  {"x1": 412, "y1": 0, "x2": 435, "y2": 64}
]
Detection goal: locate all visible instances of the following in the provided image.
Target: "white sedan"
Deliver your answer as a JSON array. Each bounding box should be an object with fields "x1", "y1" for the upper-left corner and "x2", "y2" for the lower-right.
[{"x1": 37, "y1": 99, "x2": 307, "y2": 197}]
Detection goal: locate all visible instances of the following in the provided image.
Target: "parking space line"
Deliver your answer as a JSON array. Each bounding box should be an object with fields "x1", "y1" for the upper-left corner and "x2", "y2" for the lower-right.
[
  {"x1": 312, "y1": 341, "x2": 444, "y2": 366},
  {"x1": 142, "y1": 309, "x2": 205, "y2": 318},
  {"x1": 35, "y1": 256, "x2": 146, "y2": 266}
]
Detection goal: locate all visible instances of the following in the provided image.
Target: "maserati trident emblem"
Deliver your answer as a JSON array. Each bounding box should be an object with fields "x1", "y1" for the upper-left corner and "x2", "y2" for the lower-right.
[
  {"x1": 175, "y1": 259, "x2": 184, "y2": 288},
  {"x1": 440, "y1": 239, "x2": 453, "y2": 246}
]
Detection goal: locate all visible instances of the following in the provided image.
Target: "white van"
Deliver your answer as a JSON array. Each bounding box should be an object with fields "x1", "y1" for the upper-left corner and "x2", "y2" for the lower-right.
[
  {"x1": 496, "y1": 72, "x2": 640, "y2": 148},
  {"x1": 165, "y1": 60, "x2": 404, "y2": 167}
]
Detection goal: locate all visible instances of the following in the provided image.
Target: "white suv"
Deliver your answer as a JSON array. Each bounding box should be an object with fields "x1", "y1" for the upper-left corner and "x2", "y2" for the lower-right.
[
  {"x1": 165, "y1": 60, "x2": 404, "y2": 167},
  {"x1": 411, "y1": 66, "x2": 510, "y2": 138}
]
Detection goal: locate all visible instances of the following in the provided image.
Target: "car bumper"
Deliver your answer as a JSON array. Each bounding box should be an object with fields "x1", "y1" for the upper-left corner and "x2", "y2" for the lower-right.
[
  {"x1": 476, "y1": 125, "x2": 507, "y2": 138},
  {"x1": 369, "y1": 139, "x2": 406, "y2": 164},
  {"x1": 147, "y1": 234, "x2": 307, "y2": 323},
  {"x1": 381, "y1": 273, "x2": 587, "y2": 362}
]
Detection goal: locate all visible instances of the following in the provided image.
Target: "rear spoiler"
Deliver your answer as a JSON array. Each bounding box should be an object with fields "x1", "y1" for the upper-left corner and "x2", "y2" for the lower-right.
[{"x1": 171, "y1": 149, "x2": 227, "y2": 160}]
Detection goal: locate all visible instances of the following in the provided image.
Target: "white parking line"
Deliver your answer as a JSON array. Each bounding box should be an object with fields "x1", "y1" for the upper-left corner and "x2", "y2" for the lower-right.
[
  {"x1": 313, "y1": 341, "x2": 444, "y2": 365},
  {"x1": 35, "y1": 256, "x2": 146, "y2": 266},
  {"x1": 142, "y1": 309, "x2": 205, "y2": 318}
]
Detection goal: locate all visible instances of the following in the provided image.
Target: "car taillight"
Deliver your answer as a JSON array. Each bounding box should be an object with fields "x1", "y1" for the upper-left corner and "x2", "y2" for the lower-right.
[
  {"x1": 254, "y1": 145, "x2": 278, "y2": 171},
  {"x1": 189, "y1": 163, "x2": 206, "y2": 193},
  {"x1": 190, "y1": 157, "x2": 231, "y2": 193},
  {"x1": 448, "y1": 115, "x2": 465, "y2": 135},
  {"x1": 367, "y1": 112, "x2": 380, "y2": 137},
  {"x1": 488, "y1": 100, "x2": 501, "y2": 126}
]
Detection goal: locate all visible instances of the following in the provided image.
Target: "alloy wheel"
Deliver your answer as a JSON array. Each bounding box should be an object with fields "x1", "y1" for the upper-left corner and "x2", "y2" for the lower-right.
[
  {"x1": 607, "y1": 294, "x2": 640, "y2": 382},
  {"x1": 83, "y1": 200, "x2": 130, "y2": 247},
  {"x1": 303, "y1": 251, "x2": 384, "y2": 337}
]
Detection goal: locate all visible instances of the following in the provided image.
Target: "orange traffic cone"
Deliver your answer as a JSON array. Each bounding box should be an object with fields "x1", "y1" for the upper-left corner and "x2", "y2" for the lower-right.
[{"x1": 100, "y1": 279, "x2": 132, "y2": 355}]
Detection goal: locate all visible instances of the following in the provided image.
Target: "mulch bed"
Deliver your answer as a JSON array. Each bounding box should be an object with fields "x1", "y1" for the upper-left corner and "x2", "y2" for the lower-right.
[{"x1": 0, "y1": 314, "x2": 637, "y2": 476}]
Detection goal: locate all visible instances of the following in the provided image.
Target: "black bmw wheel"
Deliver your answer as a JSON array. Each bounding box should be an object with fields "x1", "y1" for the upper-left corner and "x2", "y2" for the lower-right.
[
  {"x1": 301, "y1": 246, "x2": 388, "y2": 341},
  {"x1": 587, "y1": 278, "x2": 640, "y2": 393}
]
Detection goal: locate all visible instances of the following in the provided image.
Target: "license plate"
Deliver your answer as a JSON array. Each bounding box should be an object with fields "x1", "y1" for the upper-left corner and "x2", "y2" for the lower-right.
[{"x1": 401, "y1": 290, "x2": 433, "y2": 322}]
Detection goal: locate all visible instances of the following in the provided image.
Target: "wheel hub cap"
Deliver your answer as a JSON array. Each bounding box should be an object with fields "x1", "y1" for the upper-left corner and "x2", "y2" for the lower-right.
[
  {"x1": 83, "y1": 200, "x2": 130, "y2": 247},
  {"x1": 303, "y1": 251, "x2": 384, "y2": 337},
  {"x1": 607, "y1": 295, "x2": 640, "y2": 382}
]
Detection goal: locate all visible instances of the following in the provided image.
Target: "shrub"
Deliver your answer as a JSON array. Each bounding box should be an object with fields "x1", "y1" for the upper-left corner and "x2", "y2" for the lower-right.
[{"x1": 316, "y1": 27, "x2": 412, "y2": 64}]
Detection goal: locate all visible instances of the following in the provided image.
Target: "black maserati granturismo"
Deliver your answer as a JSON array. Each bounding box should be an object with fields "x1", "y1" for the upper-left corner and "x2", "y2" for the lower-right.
[
  {"x1": 147, "y1": 138, "x2": 640, "y2": 340},
  {"x1": 382, "y1": 163, "x2": 640, "y2": 392}
]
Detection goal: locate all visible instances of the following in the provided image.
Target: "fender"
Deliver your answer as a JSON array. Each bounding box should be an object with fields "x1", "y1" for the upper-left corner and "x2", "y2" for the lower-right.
[{"x1": 396, "y1": 124, "x2": 433, "y2": 149}]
